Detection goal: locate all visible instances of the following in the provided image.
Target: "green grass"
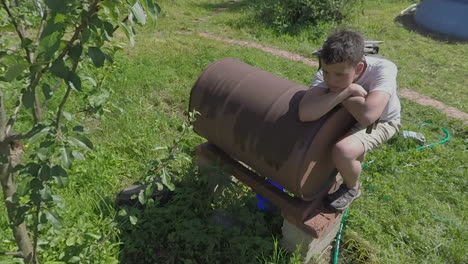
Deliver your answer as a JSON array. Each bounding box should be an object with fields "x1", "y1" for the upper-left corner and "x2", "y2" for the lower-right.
[
  {"x1": 1, "y1": 0, "x2": 467, "y2": 263},
  {"x1": 169, "y1": 0, "x2": 468, "y2": 112}
]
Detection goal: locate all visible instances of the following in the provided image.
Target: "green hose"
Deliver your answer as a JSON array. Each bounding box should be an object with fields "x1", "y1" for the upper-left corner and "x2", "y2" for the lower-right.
[
  {"x1": 417, "y1": 127, "x2": 451, "y2": 150},
  {"x1": 332, "y1": 125, "x2": 451, "y2": 264},
  {"x1": 332, "y1": 209, "x2": 349, "y2": 264}
]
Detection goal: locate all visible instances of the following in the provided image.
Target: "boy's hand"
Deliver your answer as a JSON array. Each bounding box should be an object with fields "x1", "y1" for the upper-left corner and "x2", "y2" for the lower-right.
[{"x1": 347, "y1": 83, "x2": 367, "y2": 97}]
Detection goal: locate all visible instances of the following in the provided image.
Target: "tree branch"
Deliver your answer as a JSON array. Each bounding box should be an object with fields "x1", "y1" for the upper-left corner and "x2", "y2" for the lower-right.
[
  {"x1": 55, "y1": 0, "x2": 100, "y2": 64},
  {"x1": 5, "y1": 97, "x2": 23, "y2": 138},
  {"x1": 32, "y1": 200, "x2": 41, "y2": 264},
  {"x1": 40, "y1": 78, "x2": 63, "y2": 114},
  {"x1": 27, "y1": 0, "x2": 100, "y2": 125},
  {"x1": 34, "y1": 5, "x2": 48, "y2": 63},
  {"x1": 0, "y1": 89, "x2": 7, "y2": 142},
  {"x1": 113, "y1": 15, "x2": 129, "y2": 33},
  {"x1": 4, "y1": 126, "x2": 41, "y2": 142},
  {"x1": 0, "y1": 0, "x2": 34, "y2": 64},
  {"x1": 54, "y1": 61, "x2": 78, "y2": 135}
]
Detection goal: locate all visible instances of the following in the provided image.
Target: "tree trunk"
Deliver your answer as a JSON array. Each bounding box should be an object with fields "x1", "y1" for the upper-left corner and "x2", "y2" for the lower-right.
[{"x1": 0, "y1": 142, "x2": 35, "y2": 263}]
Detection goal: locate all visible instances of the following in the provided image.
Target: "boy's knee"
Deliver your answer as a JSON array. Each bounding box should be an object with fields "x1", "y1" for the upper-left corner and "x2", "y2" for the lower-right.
[
  {"x1": 332, "y1": 140, "x2": 364, "y2": 161},
  {"x1": 332, "y1": 142, "x2": 350, "y2": 161}
]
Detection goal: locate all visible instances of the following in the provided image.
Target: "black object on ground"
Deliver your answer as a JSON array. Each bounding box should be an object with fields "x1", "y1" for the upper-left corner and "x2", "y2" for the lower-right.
[{"x1": 116, "y1": 183, "x2": 174, "y2": 207}]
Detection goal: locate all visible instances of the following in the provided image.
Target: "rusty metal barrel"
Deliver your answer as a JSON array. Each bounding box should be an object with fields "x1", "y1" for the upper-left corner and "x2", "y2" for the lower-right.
[{"x1": 189, "y1": 58, "x2": 354, "y2": 201}]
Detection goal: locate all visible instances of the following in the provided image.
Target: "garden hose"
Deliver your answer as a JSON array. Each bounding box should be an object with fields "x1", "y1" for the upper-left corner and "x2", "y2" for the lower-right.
[
  {"x1": 332, "y1": 125, "x2": 451, "y2": 264},
  {"x1": 332, "y1": 209, "x2": 349, "y2": 264},
  {"x1": 416, "y1": 124, "x2": 451, "y2": 150}
]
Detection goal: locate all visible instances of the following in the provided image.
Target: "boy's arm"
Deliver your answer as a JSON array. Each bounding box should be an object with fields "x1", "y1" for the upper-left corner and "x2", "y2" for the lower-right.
[
  {"x1": 298, "y1": 86, "x2": 365, "y2": 122},
  {"x1": 343, "y1": 59, "x2": 397, "y2": 126},
  {"x1": 341, "y1": 90, "x2": 390, "y2": 126}
]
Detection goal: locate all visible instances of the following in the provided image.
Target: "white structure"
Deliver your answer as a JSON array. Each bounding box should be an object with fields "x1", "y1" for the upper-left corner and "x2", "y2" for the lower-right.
[{"x1": 415, "y1": 0, "x2": 468, "y2": 39}]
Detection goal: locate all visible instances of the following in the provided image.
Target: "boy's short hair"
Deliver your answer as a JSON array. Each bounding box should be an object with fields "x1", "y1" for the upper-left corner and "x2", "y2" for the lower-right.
[{"x1": 320, "y1": 29, "x2": 364, "y2": 66}]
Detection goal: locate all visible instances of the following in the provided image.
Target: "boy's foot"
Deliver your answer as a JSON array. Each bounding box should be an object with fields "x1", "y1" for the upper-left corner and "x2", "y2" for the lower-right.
[{"x1": 328, "y1": 184, "x2": 361, "y2": 211}]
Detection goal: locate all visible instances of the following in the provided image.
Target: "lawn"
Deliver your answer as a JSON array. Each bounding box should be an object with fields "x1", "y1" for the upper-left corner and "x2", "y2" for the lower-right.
[{"x1": 1, "y1": 0, "x2": 467, "y2": 263}]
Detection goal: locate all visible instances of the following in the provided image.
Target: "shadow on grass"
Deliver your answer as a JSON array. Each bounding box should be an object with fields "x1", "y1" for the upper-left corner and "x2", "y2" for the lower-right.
[
  {"x1": 395, "y1": 13, "x2": 468, "y2": 44},
  {"x1": 114, "y1": 163, "x2": 285, "y2": 264}
]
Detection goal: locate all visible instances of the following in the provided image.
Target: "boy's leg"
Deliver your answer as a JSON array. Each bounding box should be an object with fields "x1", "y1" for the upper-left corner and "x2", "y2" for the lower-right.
[
  {"x1": 327, "y1": 134, "x2": 365, "y2": 210},
  {"x1": 328, "y1": 119, "x2": 401, "y2": 210},
  {"x1": 332, "y1": 134, "x2": 365, "y2": 190}
]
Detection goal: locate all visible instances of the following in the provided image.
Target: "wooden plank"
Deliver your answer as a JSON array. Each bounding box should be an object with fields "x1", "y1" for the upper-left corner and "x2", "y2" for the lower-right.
[{"x1": 195, "y1": 142, "x2": 342, "y2": 237}]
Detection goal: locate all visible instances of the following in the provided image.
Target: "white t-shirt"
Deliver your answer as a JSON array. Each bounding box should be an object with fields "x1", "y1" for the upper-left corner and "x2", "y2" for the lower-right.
[{"x1": 310, "y1": 56, "x2": 401, "y2": 121}]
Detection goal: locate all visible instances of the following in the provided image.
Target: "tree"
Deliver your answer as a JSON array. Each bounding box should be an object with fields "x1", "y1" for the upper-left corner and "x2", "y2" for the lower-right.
[{"x1": 0, "y1": 0, "x2": 159, "y2": 262}]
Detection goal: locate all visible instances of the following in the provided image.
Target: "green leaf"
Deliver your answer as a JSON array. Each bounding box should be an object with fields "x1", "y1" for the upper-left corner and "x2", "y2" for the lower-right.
[
  {"x1": 54, "y1": 13, "x2": 67, "y2": 23},
  {"x1": 42, "y1": 83, "x2": 53, "y2": 100},
  {"x1": 63, "y1": 112, "x2": 73, "y2": 121},
  {"x1": 39, "y1": 164, "x2": 51, "y2": 181},
  {"x1": 88, "y1": 47, "x2": 106, "y2": 67},
  {"x1": 81, "y1": 76, "x2": 97, "y2": 87},
  {"x1": 129, "y1": 215, "x2": 138, "y2": 225},
  {"x1": 86, "y1": 232, "x2": 101, "y2": 240},
  {"x1": 5, "y1": 63, "x2": 28, "y2": 81},
  {"x1": 119, "y1": 22, "x2": 135, "y2": 46},
  {"x1": 5, "y1": 193, "x2": 19, "y2": 204},
  {"x1": 17, "y1": 178, "x2": 32, "y2": 196},
  {"x1": 66, "y1": 236, "x2": 76, "y2": 246},
  {"x1": 27, "y1": 163, "x2": 42, "y2": 177},
  {"x1": 89, "y1": 90, "x2": 110, "y2": 107},
  {"x1": 66, "y1": 71, "x2": 81, "y2": 91},
  {"x1": 138, "y1": 190, "x2": 146, "y2": 205},
  {"x1": 50, "y1": 59, "x2": 69, "y2": 79},
  {"x1": 37, "y1": 147, "x2": 49, "y2": 161},
  {"x1": 71, "y1": 150, "x2": 85, "y2": 160},
  {"x1": 39, "y1": 31, "x2": 62, "y2": 61},
  {"x1": 40, "y1": 185, "x2": 53, "y2": 201},
  {"x1": 28, "y1": 126, "x2": 52, "y2": 145},
  {"x1": 61, "y1": 147, "x2": 71, "y2": 169},
  {"x1": 68, "y1": 256, "x2": 81, "y2": 263},
  {"x1": 21, "y1": 90, "x2": 35, "y2": 109},
  {"x1": 53, "y1": 175, "x2": 69, "y2": 188},
  {"x1": 103, "y1": 21, "x2": 114, "y2": 40},
  {"x1": 51, "y1": 167, "x2": 69, "y2": 185},
  {"x1": 21, "y1": 38, "x2": 34, "y2": 48},
  {"x1": 69, "y1": 44, "x2": 83, "y2": 64},
  {"x1": 44, "y1": 0, "x2": 68, "y2": 13},
  {"x1": 142, "y1": 0, "x2": 161, "y2": 22},
  {"x1": 81, "y1": 27, "x2": 91, "y2": 43},
  {"x1": 68, "y1": 135, "x2": 94, "y2": 150},
  {"x1": 131, "y1": 2, "x2": 147, "y2": 25},
  {"x1": 52, "y1": 194, "x2": 65, "y2": 208},
  {"x1": 12, "y1": 206, "x2": 29, "y2": 225},
  {"x1": 44, "y1": 209, "x2": 62, "y2": 226},
  {"x1": 118, "y1": 208, "x2": 127, "y2": 216},
  {"x1": 73, "y1": 125, "x2": 85, "y2": 132},
  {"x1": 161, "y1": 168, "x2": 175, "y2": 190}
]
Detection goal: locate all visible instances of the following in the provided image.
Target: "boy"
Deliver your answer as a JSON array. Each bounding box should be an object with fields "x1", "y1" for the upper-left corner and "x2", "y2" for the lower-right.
[{"x1": 298, "y1": 29, "x2": 401, "y2": 210}]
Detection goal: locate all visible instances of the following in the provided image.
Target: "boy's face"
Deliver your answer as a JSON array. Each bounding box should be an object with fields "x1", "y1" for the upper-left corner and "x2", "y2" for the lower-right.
[{"x1": 321, "y1": 61, "x2": 365, "y2": 92}]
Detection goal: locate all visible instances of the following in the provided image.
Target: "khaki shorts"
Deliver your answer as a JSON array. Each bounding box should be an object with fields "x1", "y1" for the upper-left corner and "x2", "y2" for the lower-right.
[{"x1": 346, "y1": 119, "x2": 401, "y2": 153}]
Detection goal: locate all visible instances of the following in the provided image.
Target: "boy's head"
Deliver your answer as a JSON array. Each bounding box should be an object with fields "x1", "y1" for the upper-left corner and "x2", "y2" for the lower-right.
[{"x1": 319, "y1": 29, "x2": 366, "y2": 92}]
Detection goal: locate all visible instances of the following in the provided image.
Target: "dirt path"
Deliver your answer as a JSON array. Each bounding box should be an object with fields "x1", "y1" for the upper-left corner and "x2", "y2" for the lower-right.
[
  {"x1": 199, "y1": 33, "x2": 319, "y2": 67},
  {"x1": 196, "y1": 32, "x2": 468, "y2": 125},
  {"x1": 399, "y1": 89, "x2": 468, "y2": 123}
]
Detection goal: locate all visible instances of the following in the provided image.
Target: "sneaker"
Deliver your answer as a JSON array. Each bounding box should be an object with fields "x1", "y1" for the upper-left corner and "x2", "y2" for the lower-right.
[
  {"x1": 327, "y1": 183, "x2": 349, "y2": 202},
  {"x1": 328, "y1": 184, "x2": 361, "y2": 211}
]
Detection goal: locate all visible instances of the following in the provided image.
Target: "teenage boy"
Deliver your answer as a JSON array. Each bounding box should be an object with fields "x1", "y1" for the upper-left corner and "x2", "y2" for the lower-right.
[{"x1": 298, "y1": 29, "x2": 401, "y2": 210}]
